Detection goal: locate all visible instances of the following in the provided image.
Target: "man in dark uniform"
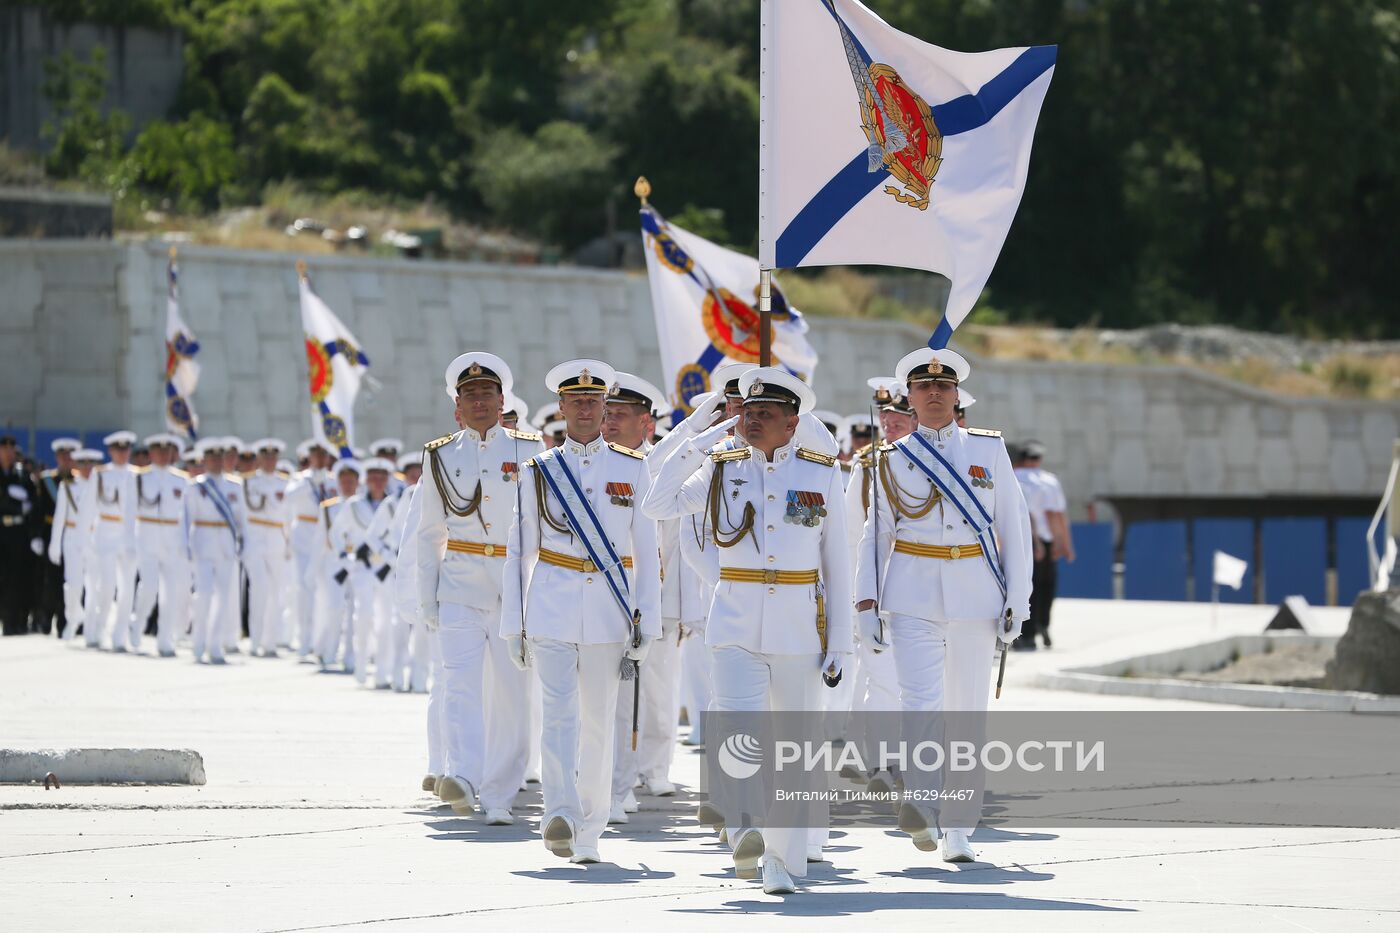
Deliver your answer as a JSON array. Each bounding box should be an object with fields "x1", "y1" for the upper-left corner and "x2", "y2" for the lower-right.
[
  {"x1": 31, "y1": 438, "x2": 79, "y2": 635},
  {"x1": 0, "y1": 435, "x2": 40, "y2": 635}
]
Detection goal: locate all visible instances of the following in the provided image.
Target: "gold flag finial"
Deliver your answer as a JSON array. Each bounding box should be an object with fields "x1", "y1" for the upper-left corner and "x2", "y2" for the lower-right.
[
  {"x1": 634, "y1": 176, "x2": 651, "y2": 205},
  {"x1": 296, "y1": 259, "x2": 308, "y2": 281}
]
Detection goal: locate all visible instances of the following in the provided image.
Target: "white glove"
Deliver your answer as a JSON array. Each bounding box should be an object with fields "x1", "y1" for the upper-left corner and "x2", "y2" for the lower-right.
[
  {"x1": 998, "y1": 611, "x2": 1023, "y2": 646},
  {"x1": 7, "y1": 484, "x2": 28, "y2": 502},
  {"x1": 506, "y1": 634, "x2": 531, "y2": 671},
  {"x1": 420, "y1": 605, "x2": 440, "y2": 632},
  {"x1": 820, "y1": 650, "x2": 849, "y2": 682},
  {"x1": 47, "y1": 543, "x2": 61, "y2": 566},
  {"x1": 624, "y1": 635, "x2": 652, "y2": 664},
  {"x1": 857, "y1": 608, "x2": 887, "y2": 652},
  {"x1": 681, "y1": 391, "x2": 724, "y2": 433},
  {"x1": 30, "y1": 537, "x2": 43, "y2": 557},
  {"x1": 690, "y1": 415, "x2": 740, "y2": 453}
]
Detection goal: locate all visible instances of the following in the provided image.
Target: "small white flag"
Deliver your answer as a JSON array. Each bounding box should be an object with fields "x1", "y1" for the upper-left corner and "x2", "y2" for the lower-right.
[
  {"x1": 758, "y1": 0, "x2": 1055, "y2": 348},
  {"x1": 164, "y1": 252, "x2": 200, "y2": 439},
  {"x1": 298, "y1": 270, "x2": 370, "y2": 458},
  {"x1": 1213, "y1": 550, "x2": 1248, "y2": 591}
]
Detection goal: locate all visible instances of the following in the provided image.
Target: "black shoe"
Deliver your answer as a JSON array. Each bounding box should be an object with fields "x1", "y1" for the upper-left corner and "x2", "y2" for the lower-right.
[{"x1": 1040, "y1": 632, "x2": 1052, "y2": 649}]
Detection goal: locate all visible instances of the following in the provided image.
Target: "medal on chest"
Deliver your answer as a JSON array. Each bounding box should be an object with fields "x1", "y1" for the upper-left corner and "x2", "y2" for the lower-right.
[
  {"x1": 968, "y1": 465, "x2": 994, "y2": 489},
  {"x1": 606, "y1": 482, "x2": 634, "y2": 508},
  {"x1": 784, "y1": 490, "x2": 826, "y2": 527},
  {"x1": 501, "y1": 462, "x2": 518, "y2": 483}
]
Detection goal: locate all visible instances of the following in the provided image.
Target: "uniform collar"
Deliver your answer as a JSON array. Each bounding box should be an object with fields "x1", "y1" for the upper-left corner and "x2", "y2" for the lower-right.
[
  {"x1": 462, "y1": 423, "x2": 499, "y2": 443},
  {"x1": 917, "y1": 420, "x2": 959, "y2": 443},
  {"x1": 564, "y1": 434, "x2": 605, "y2": 456},
  {"x1": 754, "y1": 439, "x2": 796, "y2": 465}
]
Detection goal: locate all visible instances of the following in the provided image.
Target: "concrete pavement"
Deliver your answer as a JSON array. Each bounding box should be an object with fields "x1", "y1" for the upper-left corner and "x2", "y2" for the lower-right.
[{"x1": 2, "y1": 599, "x2": 1396, "y2": 931}]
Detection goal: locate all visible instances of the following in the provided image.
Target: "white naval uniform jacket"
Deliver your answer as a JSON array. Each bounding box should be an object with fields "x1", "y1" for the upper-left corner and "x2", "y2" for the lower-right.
[
  {"x1": 84, "y1": 463, "x2": 137, "y2": 554},
  {"x1": 417, "y1": 425, "x2": 545, "y2": 613},
  {"x1": 183, "y1": 474, "x2": 247, "y2": 562},
  {"x1": 48, "y1": 473, "x2": 90, "y2": 563},
  {"x1": 287, "y1": 470, "x2": 332, "y2": 554},
  {"x1": 330, "y1": 494, "x2": 391, "y2": 569},
  {"x1": 243, "y1": 470, "x2": 291, "y2": 555},
  {"x1": 643, "y1": 437, "x2": 853, "y2": 658},
  {"x1": 134, "y1": 466, "x2": 190, "y2": 552},
  {"x1": 500, "y1": 434, "x2": 661, "y2": 646},
  {"x1": 855, "y1": 421, "x2": 1032, "y2": 623}
]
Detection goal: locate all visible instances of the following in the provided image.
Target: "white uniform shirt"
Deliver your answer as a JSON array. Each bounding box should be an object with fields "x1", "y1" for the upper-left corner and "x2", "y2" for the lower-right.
[
  {"x1": 85, "y1": 463, "x2": 136, "y2": 552},
  {"x1": 331, "y1": 494, "x2": 391, "y2": 572},
  {"x1": 48, "y1": 472, "x2": 90, "y2": 562},
  {"x1": 417, "y1": 424, "x2": 545, "y2": 613},
  {"x1": 644, "y1": 436, "x2": 853, "y2": 657},
  {"x1": 183, "y1": 473, "x2": 247, "y2": 562},
  {"x1": 287, "y1": 469, "x2": 332, "y2": 554},
  {"x1": 501, "y1": 434, "x2": 661, "y2": 646},
  {"x1": 243, "y1": 469, "x2": 291, "y2": 555},
  {"x1": 855, "y1": 422, "x2": 1032, "y2": 623},
  {"x1": 134, "y1": 465, "x2": 190, "y2": 550}
]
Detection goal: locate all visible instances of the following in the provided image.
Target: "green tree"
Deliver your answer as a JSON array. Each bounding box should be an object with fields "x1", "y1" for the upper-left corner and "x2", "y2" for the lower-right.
[{"x1": 40, "y1": 47, "x2": 129, "y2": 183}]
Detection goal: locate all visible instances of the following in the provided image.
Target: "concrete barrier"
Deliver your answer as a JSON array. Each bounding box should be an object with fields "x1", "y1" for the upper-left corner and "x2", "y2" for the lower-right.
[{"x1": 0, "y1": 748, "x2": 207, "y2": 785}]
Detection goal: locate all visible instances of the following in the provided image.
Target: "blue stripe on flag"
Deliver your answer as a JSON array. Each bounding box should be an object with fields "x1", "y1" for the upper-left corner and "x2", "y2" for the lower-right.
[
  {"x1": 773, "y1": 45, "x2": 1057, "y2": 269},
  {"x1": 928, "y1": 314, "x2": 953, "y2": 350}
]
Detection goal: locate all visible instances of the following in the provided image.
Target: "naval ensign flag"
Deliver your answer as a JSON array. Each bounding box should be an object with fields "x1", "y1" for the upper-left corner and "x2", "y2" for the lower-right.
[
  {"x1": 758, "y1": 0, "x2": 1055, "y2": 349},
  {"x1": 164, "y1": 247, "x2": 201, "y2": 440},
  {"x1": 298, "y1": 263, "x2": 370, "y2": 459}
]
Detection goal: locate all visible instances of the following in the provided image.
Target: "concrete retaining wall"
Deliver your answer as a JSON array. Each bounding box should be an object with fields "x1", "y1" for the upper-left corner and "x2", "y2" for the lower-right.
[{"x1": 1, "y1": 238, "x2": 1396, "y2": 518}]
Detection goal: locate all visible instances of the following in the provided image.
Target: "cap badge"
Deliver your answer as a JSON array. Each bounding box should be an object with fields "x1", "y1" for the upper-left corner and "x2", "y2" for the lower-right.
[
  {"x1": 748, "y1": 380, "x2": 764, "y2": 397},
  {"x1": 467, "y1": 361, "x2": 482, "y2": 377},
  {"x1": 579, "y1": 368, "x2": 594, "y2": 386}
]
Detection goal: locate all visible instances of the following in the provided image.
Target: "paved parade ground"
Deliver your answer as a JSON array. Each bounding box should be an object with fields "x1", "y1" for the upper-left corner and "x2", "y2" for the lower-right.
[{"x1": 3, "y1": 600, "x2": 1397, "y2": 932}]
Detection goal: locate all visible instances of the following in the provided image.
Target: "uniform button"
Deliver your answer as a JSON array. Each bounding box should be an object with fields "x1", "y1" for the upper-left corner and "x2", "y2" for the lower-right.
[
  {"x1": 485, "y1": 523, "x2": 492, "y2": 529},
  {"x1": 768, "y1": 587, "x2": 775, "y2": 595},
  {"x1": 483, "y1": 495, "x2": 490, "y2": 502},
  {"x1": 586, "y1": 488, "x2": 592, "y2": 494},
  {"x1": 586, "y1": 578, "x2": 593, "y2": 585},
  {"x1": 768, "y1": 495, "x2": 775, "y2": 502},
  {"x1": 767, "y1": 466, "x2": 774, "y2": 473},
  {"x1": 767, "y1": 555, "x2": 775, "y2": 564},
  {"x1": 767, "y1": 524, "x2": 774, "y2": 532},
  {"x1": 583, "y1": 460, "x2": 590, "y2": 466},
  {"x1": 947, "y1": 524, "x2": 954, "y2": 530}
]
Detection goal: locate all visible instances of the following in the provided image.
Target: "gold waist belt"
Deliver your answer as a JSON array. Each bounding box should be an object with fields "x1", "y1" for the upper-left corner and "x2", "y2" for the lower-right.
[
  {"x1": 99, "y1": 513, "x2": 121, "y2": 522},
  {"x1": 719, "y1": 567, "x2": 819, "y2": 585},
  {"x1": 447, "y1": 539, "x2": 505, "y2": 558},
  {"x1": 248, "y1": 516, "x2": 283, "y2": 529},
  {"x1": 138, "y1": 516, "x2": 179, "y2": 525},
  {"x1": 193, "y1": 519, "x2": 228, "y2": 528},
  {"x1": 894, "y1": 540, "x2": 983, "y2": 560},
  {"x1": 297, "y1": 514, "x2": 318, "y2": 523},
  {"x1": 538, "y1": 547, "x2": 633, "y2": 573}
]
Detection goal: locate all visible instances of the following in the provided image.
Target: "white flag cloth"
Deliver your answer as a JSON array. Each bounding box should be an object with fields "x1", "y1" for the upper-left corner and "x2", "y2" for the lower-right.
[
  {"x1": 1213, "y1": 550, "x2": 1249, "y2": 591},
  {"x1": 758, "y1": 0, "x2": 1055, "y2": 348},
  {"x1": 164, "y1": 257, "x2": 200, "y2": 439},
  {"x1": 640, "y1": 204, "x2": 819, "y2": 421},
  {"x1": 299, "y1": 276, "x2": 370, "y2": 458}
]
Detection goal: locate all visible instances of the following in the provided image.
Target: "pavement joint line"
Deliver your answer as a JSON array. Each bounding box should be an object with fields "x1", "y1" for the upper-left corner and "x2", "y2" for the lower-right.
[{"x1": 0, "y1": 817, "x2": 431, "y2": 860}]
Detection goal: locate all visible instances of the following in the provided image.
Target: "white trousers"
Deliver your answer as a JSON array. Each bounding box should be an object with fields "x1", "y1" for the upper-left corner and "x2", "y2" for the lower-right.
[
  {"x1": 439, "y1": 602, "x2": 530, "y2": 811},
  {"x1": 222, "y1": 563, "x2": 242, "y2": 650},
  {"x1": 613, "y1": 619, "x2": 683, "y2": 802},
  {"x1": 134, "y1": 543, "x2": 191, "y2": 655},
  {"x1": 888, "y1": 613, "x2": 997, "y2": 835},
  {"x1": 291, "y1": 545, "x2": 321, "y2": 655},
  {"x1": 349, "y1": 569, "x2": 390, "y2": 685},
  {"x1": 710, "y1": 644, "x2": 826, "y2": 877},
  {"x1": 243, "y1": 540, "x2": 286, "y2": 653},
  {"x1": 59, "y1": 537, "x2": 86, "y2": 640},
  {"x1": 680, "y1": 630, "x2": 712, "y2": 740},
  {"x1": 191, "y1": 558, "x2": 237, "y2": 662},
  {"x1": 316, "y1": 565, "x2": 356, "y2": 669},
  {"x1": 86, "y1": 545, "x2": 136, "y2": 650},
  {"x1": 532, "y1": 637, "x2": 623, "y2": 852},
  {"x1": 425, "y1": 630, "x2": 445, "y2": 774}
]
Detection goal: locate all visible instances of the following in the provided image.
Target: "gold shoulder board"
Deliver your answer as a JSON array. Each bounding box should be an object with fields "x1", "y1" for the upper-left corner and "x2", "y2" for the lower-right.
[
  {"x1": 170, "y1": 468, "x2": 190, "y2": 479},
  {"x1": 967, "y1": 428, "x2": 1003, "y2": 438},
  {"x1": 796, "y1": 448, "x2": 837, "y2": 466},
  {"x1": 229, "y1": 474, "x2": 246, "y2": 484},
  {"x1": 132, "y1": 464, "x2": 151, "y2": 475},
  {"x1": 320, "y1": 496, "x2": 340, "y2": 508},
  {"x1": 853, "y1": 442, "x2": 873, "y2": 457},
  {"x1": 506, "y1": 428, "x2": 542, "y2": 442},
  {"x1": 608, "y1": 442, "x2": 646, "y2": 460},
  {"x1": 424, "y1": 433, "x2": 455, "y2": 452},
  {"x1": 276, "y1": 469, "x2": 291, "y2": 479},
  {"x1": 711, "y1": 448, "x2": 751, "y2": 463}
]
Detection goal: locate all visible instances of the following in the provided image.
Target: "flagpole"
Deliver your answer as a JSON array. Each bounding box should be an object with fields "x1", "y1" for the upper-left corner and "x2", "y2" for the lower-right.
[{"x1": 759, "y1": 269, "x2": 772, "y2": 366}]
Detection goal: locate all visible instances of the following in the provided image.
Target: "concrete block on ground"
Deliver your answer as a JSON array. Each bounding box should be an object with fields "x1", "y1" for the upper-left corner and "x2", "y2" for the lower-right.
[{"x1": 0, "y1": 747, "x2": 206, "y2": 785}]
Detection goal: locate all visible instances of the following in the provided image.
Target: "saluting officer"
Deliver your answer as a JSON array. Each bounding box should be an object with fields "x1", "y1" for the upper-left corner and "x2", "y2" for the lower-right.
[
  {"x1": 502, "y1": 359, "x2": 660, "y2": 864},
  {"x1": 643, "y1": 367, "x2": 853, "y2": 896},
  {"x1": 854, "y1": 348, "x2": 1031, "y2": 863},
  {"x1": 418, "y1": 353, "x2": 544, "y2": 822}
]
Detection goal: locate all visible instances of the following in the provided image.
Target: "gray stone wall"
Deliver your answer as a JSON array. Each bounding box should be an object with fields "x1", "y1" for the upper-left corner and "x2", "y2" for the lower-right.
[{"x1": 1, "y1": 238, "x2": 1395, "y2": 519}]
